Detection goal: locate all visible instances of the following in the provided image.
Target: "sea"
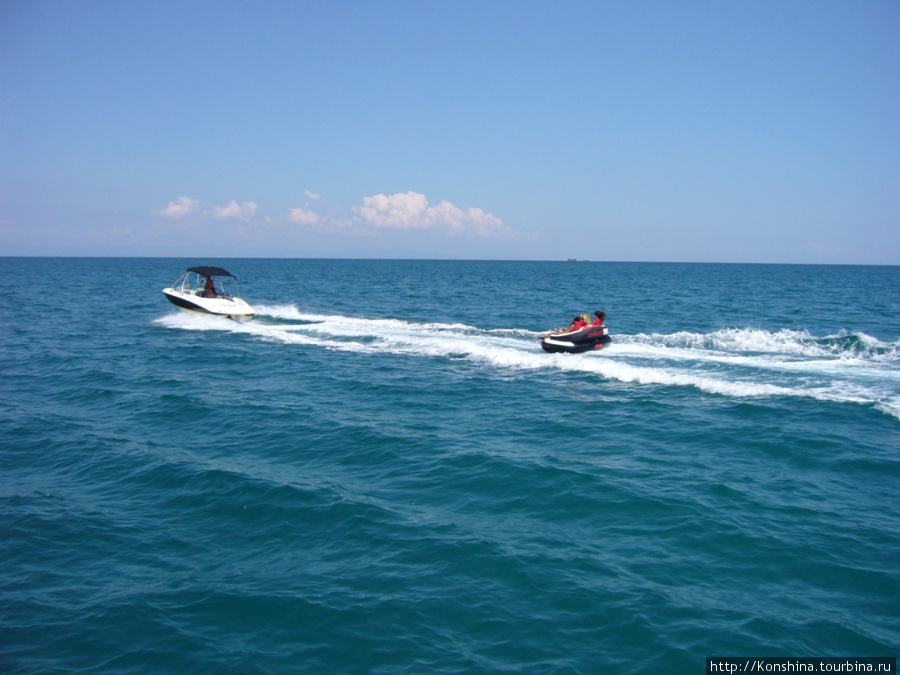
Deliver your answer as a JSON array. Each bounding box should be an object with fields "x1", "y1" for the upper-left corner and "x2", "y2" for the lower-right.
[{"x1": 2, "y1": 257, "x2": 899, "y2": 674}]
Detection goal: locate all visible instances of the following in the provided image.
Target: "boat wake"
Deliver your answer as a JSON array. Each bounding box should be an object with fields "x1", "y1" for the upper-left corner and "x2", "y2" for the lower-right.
[{"x1": 155, "y1": 306, "x2": 900, "y2": 420}]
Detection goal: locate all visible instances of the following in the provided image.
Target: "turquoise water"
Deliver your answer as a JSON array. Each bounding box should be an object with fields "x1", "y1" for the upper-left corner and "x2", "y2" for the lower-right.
[{"x1": 2, "y1": 258, "x2": 899, "y2": 673}]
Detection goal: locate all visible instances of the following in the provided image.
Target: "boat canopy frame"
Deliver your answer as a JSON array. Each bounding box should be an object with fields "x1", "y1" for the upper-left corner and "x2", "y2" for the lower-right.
[{"x1": 186, "y1": 266, "x2": 237, "y2": 279}]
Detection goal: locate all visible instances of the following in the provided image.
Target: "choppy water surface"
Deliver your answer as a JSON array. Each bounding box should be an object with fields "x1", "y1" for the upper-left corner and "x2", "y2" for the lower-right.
[{"x1": 2, "y1": 258, "x2": 898, "y2": 673}]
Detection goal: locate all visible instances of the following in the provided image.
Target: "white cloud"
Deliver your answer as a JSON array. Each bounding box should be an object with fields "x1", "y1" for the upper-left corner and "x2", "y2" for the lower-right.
[
  {"x1": 354, "y1": 192, "x2": 429, "y2": 229},
  {"x1": 455, "y1": 206, "x2": 508, "y2": 237},
  {"x1": 352, "y1": 192, "x2": 511, "y2": 237},
  {"x1": 152, "y1": 191, "x2": 512, "y2": 239},
  {"x1": 154, "y1": 196, "x2": 203, "y2": 219},
  {"x1": 211, "y1": 200, "x2": 257, "y2": 221},
  {"x1": 288, "y1": 207, "x2": 321, "y2": 225}
]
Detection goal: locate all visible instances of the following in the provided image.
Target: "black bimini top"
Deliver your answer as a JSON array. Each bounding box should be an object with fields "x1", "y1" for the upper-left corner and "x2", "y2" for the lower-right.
[{"x1": 187, "y1": 266, "x2": 235, "y2": 279}]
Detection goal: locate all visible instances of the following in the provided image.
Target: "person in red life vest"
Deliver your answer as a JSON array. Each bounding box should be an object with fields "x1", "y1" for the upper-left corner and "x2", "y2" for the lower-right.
[
  {"x1": 566, "y1": 314, "x2": 588, "y2": 332},
  {"x1": 592, "y1": 311, "x2": 606, "y2": 327}
]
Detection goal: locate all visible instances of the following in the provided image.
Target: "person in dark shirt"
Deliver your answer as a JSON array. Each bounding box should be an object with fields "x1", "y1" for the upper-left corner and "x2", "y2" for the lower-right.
[{"x1": 202, "y1": 277, "x2": 217, "y2": 298}]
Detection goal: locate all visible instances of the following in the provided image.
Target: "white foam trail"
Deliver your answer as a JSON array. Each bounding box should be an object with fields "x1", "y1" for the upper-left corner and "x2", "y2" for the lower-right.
[
  {"x1": 156, "y1": 311, "x2": 900, "y2": 420},
  {"x1": 154, "y1": 312, "x2": 237, "y2": 331},
  {"x1": 629, "y1": 327, "x2": 899, "y2": 360},
  {"x1": 876, "y1": 397, "x2": 900, "y2": 420},
  {"x1": 252, "y1": 303, "x2": 310, "y2": 321}
]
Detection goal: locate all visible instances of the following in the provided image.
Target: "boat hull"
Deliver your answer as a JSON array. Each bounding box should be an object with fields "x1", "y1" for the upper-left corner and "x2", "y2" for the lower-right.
[
  {"x1": 541, "y1": 326, "x2": 611, "y2": 353},
  {"x1": 162, "y1": 289, "x2": 254, "y2": 321}
]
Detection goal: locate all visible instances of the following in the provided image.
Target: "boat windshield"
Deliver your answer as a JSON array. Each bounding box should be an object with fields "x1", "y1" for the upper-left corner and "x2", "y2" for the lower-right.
[{"x1": 174, "y1": 271, "x2": 240, "y2": 300}]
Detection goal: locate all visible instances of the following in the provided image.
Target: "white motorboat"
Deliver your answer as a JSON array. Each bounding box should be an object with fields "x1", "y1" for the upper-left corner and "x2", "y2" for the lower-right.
[{"x1": 162, "y1": 266, "x2": 254, "y2": 321}]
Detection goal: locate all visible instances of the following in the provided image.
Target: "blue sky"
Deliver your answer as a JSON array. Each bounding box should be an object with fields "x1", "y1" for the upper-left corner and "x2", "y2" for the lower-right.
[{"x1": 1, "y1": 0, "x2": 898, "y2": 262}]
